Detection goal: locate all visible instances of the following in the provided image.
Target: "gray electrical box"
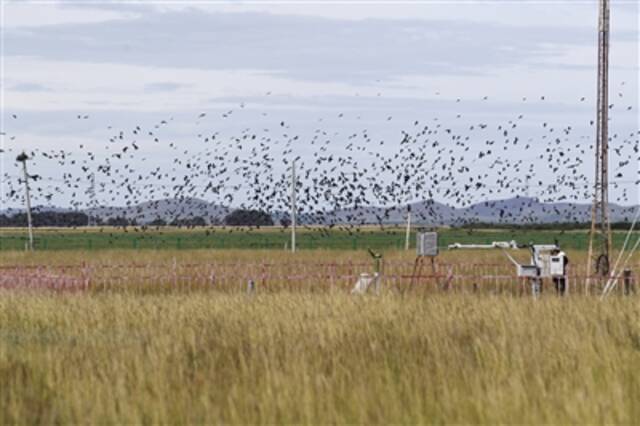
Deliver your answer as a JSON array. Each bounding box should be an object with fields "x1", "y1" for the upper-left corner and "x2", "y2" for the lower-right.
[{"x1": 416, "y1": 232, "x2": 438, "y2": 257}]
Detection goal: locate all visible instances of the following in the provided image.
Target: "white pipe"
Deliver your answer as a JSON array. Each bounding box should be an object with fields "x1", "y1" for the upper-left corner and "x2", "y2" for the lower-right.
[
  {"x1": 602, "y1": 206, "x2": 640, "y2": 297},
  {"x1": 404, "y1": 209, "x2": 411, "y2": 251},
  {"x1": 602, "y1": 233, "x2": 640, "y2": 298}
]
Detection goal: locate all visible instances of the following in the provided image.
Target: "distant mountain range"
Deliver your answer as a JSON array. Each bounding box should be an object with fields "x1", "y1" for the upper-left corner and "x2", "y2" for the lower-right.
[
  {"x1": 2, "y1": 196, "x2": 638, "y2": 225},
  {"x1": 317, "y1": 197, "x2": 638, "y2": 225},
  {"x1": 85, "y1": 198, "x2": 230, "y2": 224}
]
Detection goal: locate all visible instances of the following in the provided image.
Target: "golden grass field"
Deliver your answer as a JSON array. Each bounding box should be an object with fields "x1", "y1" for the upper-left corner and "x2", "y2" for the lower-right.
[{"x1": 1, "y1": 249, "x2": 639, "y2": 424}]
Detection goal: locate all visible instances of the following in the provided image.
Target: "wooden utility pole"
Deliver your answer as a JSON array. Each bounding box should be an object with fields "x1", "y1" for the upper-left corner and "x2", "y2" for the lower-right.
[
  {"x1": 587, "y1": 0, "x2": 612, "y2": 285},
  {"x1": 16, "y1": 152, "x2": 34, "y2": 251}
]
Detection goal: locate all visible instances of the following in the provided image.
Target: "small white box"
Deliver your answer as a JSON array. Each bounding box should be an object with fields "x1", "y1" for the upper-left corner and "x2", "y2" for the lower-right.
[
  {"x1": 538, "y1": 254, "x2": 552, "y2": 278},
  {"x1": 550, "y1": 255, "x2": 564, "y2": 276}
]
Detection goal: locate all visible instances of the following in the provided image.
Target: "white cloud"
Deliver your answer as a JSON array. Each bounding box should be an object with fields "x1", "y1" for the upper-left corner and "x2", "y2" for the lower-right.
[
  {"x1": 2, "y1": 2, "x2": 139, "y2": 28},
  {"x1": 154, "y1": 1, "x2": 639, "y2": 31},
  {"x1": 5, "y1": 56, "x2": 381, "y2": 111},
  {"x1": 5, "y1": 50, "x2": 637, "y2": 115}
]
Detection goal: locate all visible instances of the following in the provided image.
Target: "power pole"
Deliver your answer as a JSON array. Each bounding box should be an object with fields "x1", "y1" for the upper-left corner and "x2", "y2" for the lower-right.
[
  {"x1": 405, "y1": 204, "x2": 412, "y2": 251},
  {"x1": 587, "y1": 0, "x2": 612, "y2": 283},
  {"x1": 16, "y1": 152, "x2": 34, "y2": 251},
  {"x1": 291, "y1": 159, "x2": 297, "y2": 253},
  {"x1": 88, "y1": 172, "x2": 96, "y2": 227}
]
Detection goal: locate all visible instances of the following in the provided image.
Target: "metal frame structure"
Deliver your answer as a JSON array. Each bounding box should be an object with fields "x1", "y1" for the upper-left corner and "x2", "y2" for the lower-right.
[
  {"x1": 449, "y1": 241, "x2": 565, "y2": 297},
  {"x1": 408, "y1": 232, "x2": 439, "y2": 292},
  {"x1": 587, "y1": 0, "x2": 612, "y2": 280}
]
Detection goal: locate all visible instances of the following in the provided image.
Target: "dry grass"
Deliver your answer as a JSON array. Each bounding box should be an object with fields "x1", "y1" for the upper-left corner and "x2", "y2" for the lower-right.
[
  {"x1": 0, "y1": 292, "x2": 638, "y2": 424},
  {"x1": 1, "y1": 249, "x2": 639, "y2": 423},
  {"x1": 0, "y1": 246, "x2": 626, "y2": 267},
  {"x1": 2, "y1": 249, "x2": 639, "y2": 295}
]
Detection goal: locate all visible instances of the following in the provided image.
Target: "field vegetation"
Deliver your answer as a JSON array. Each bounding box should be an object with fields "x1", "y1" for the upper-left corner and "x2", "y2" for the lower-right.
[
  {"x1": 2, "y1": 226, "x2": 640, "y2": 251},
  {"x1": 2, "y1": 246, "x2": 639, "y2": 423},
  {"x1": 1, "y1": 291, "x2": 638, "y2": 424}
]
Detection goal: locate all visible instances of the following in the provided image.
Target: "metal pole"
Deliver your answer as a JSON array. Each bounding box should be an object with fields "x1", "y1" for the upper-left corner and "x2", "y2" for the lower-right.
[
  {"x1": 291, "y1": 159, "x2": 296, "y2": 253},
  {"x1": 19, "y1": 155, "x2": 34, "y2": 251},
  {"x1": 404, "y1": 205, "x2": 411, "y2": 251},
  {"x1": 599, "y1": 0, "x2": 612, "y2": 258},
  {"x1": 587, "y1": 0, "x2": 611, "y2": 289},
  {"x1": 623, "y1": 269, "x2": 632, "y2": 296},
  {"x1": 88, "y1": 172, "x2": 96, "y2": 227}
]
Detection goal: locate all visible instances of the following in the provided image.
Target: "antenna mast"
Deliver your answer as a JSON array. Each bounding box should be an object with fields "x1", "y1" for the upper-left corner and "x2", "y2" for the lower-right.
[
  {"x1": 587, "y1": 0, "x2": 612, "y2": 283},
  {"x1": 16, "y1": 152, "x2": 34, "y2": 251},
  {"x1": 291, "y1": 159, "x2": 297, "y2": 253},
  {"x1": 88, "y1": 172, "x2": 97, "y2": 227}
]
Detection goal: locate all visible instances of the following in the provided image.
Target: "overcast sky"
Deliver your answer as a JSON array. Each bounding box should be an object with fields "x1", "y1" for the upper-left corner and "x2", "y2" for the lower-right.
[{"x1": 1, "y1": 0, "x2": 639, "y2": 209}]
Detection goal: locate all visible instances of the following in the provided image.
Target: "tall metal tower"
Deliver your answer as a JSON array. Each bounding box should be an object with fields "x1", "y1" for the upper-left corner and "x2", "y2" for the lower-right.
[{"x1": 587, "y1": 0, "x2": 612, "y2": 279}]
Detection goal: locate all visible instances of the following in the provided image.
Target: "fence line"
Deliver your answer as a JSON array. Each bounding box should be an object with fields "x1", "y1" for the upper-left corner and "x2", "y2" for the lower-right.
[{"x1": 1, "y1": 260, "x2": 637, "y2": 295}]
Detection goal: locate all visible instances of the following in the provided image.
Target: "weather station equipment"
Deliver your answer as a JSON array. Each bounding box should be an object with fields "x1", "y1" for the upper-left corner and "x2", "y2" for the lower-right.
[
  {"x1": 406, "y1": 231, "x2": 440, "y2": 292},
  {"x1": 351, "y1": 249, "x2": 383, "y2": 294},
  {"x1": 449, "y1": 241, "x2": 567, "y2": 297}
]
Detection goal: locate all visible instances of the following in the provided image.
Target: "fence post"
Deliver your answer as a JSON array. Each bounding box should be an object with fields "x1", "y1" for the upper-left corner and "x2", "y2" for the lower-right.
[
  {"x1": 172, "y1": 257, "x2": 178, "y2": 288},
  {"x1": 329, "y1": 262, "x2": 335, "y2": 292},
  {"x1": 80, "y1": 261, "x2": 87, "y2": 291},
  {"x1": 624, "y1": 269, "x2": 634, "y2": 296}
]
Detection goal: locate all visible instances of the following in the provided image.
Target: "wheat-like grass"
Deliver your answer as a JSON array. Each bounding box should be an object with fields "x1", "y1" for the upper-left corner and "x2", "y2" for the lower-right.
[{"x1": 0, "y1": 291, "x2": 638, "y2": 424}]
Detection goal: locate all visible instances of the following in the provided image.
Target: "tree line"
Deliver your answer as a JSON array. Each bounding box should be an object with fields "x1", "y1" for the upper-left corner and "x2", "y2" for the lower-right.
[
  {"x1": 0, "y1": 209, "x2": 275, "y2": 228},
  {"x1": 5, "y1": 210, "x2": 633, "y2": 230}
]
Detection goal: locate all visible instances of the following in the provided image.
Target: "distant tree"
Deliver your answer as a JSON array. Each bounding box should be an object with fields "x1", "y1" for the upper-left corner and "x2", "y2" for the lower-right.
[
  {"x1": 188, "y1": 216, "x2": 206, "y2": 227},
  {"x1": 208, "y1": 216, "x2": 223, "y2": 226},
  {"x1": 169, "y1": 216, "x2": 206, "y2": 227},
  {"x1": 224, "y1": 209, "x2": 274, "y2": 226},
  {"x1": 34, "y1": 211, "x2": 89, "y2": 227},
  {"x1": 3, "y1": 213, "x2": 27, "y2": 227},
  {"x1": 149, "y1": 218, "x2": 167, "y2": 226},
  {"x1": 280, "y1": 217, "x2": 291, "y2": 228},
  {"x1": 0, "y1": 214, "x2": 11, "y2": 227},
  {"x1": 0, "y1": 211, "x2": 88, "y2": 227},
  {"x1": 106, "y1": 216, "x2": 131, "y2": 227}
]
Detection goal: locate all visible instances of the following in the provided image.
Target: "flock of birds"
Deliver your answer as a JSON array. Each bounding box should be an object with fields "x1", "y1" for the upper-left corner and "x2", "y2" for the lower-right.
[{"x1": 1, "y1": 87, "x2": 639, "y2": 233}]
